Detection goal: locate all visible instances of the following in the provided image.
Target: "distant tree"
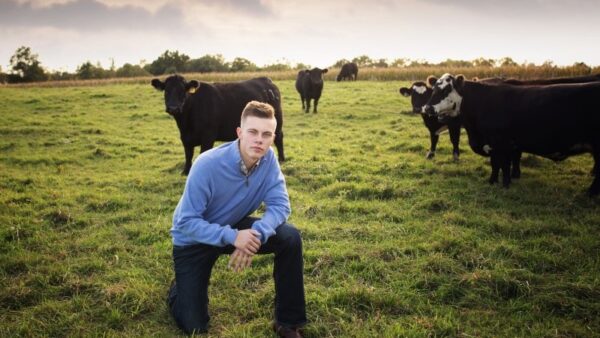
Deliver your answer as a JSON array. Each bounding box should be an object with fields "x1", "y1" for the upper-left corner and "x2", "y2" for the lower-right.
[
  {"x1": 352, "y1": 55, "x2": 374, "y2": 67},
  {"x1": 438, "y1": 59, "x2": 472, "y2": 68},
  {"x1": 390, "y1": 58, "x2": 409, "y2": 67},
  {"x1": 48, "y1": 71, "x2": 76, "y2": 81},
  {"x1": 372, "y1": 58, "x2": 389, "y2": 68},
  {"x1": 262, "y1": 62, "x2": 291, "y2": 72},
  {"x1": 230, "y1": 57, "x2": 257, "y2": 72},
  {"x1": 76, "y1": 61, "x2": 110, "y2": 79},
  {"x1": 472, "y1": 57, "x2": 495, "y2": 68},
  {"x1": 570, "y1": 61, "x2": 592, "y2": 74},
  {"x1": 145, "y1": 50, "x2": 190, "y2": 75},
  {"x1": 498, "y1": 57, "x2": 518, "y2": 67},
  {"x1": 294, "y1": 62, "x2": 311, "y2": 70},
  {"x1": 407, "y1": 59, "x2": 432, "y2": 67},
  {"x1": 331, "y1": 59, "x2": 351, "y2": 68},
  {"x1": 185, "y1": 54, "x2": 229, "y2": 73},
  {"x1": 9, "y1": 46, "x2": 48, "y2": 82},
  {"x1": 116, "y1": 63, "x2": 150, "y2": 77}
]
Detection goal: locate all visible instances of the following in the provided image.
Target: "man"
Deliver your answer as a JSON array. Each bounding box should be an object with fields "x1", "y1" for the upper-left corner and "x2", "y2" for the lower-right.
[{"x1": 167, "y1": 101, "x2": 306, "y2": 337}]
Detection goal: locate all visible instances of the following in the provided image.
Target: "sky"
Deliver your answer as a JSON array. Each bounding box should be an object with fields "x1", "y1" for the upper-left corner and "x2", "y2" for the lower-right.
[{"x1": 1, "y1": 0, "x2": 600, "y2": 72}]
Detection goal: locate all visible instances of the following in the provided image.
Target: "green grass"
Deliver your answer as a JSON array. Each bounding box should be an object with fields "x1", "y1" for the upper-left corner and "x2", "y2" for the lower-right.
[{"x1": 1, "y1": 79, "x2": 599, "y2": 337}]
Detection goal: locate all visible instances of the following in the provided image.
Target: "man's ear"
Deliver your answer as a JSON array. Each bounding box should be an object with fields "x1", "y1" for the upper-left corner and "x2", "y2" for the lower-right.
[
  {"x1": 426, "y1": 75, "x2": 438, "y2": 87},
  {"x1": 399, "y1": 87, "x2": 412, "y2": 97},
  {"x1": 151, "y1": 78, "x2": 165, "y2": 91},
  {"x1": 236, "y1": 126, "x2": 242, "y2": 139}
]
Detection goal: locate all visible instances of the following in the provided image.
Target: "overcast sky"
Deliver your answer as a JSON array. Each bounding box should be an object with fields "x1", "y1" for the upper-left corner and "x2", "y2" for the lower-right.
[{"x1": 1, "y1": 0, "x2": 599, "y2": 72}]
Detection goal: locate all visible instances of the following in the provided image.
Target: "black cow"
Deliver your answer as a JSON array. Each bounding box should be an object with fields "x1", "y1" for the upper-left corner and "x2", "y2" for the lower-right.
[
  {"x1": 151, "y1": 75, "x2": 285, "y2": 175},
  {"x1": 400, "y1": 79, "x2": 461, "y2": 161},
  {"x1": 295, "y1": 68, "x2": 328, "y2": 113},
  {"x1": 336, "y1": 63, "x2": 358, "y2": 81},
  {"x1": 424, "y1": 73, "x2": 600, "y2": 196}
]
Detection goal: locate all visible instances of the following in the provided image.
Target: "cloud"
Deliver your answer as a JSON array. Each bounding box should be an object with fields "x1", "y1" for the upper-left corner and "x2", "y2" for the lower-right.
[{"x1": 0, "y1": 0, "x2": 189, "y2": 32}]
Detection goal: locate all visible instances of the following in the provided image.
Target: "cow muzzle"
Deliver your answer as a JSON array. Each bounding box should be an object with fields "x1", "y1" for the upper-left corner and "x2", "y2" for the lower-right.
[
  {"x1": 422, "y1": 105, "x2": 436, "y2": 116},
  {"x1": 166, "y1": 105, "x2": 181, "y2": 115}
]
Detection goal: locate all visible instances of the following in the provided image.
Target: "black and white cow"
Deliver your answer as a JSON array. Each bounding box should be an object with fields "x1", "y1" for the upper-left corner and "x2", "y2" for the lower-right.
[
  {"x1": 423, "y1": 73, "x2": 600, "y2": 196},
  {"x1": 151, "y1": 75, "x2": 285, "y2": 175},
  {"x1": 295, "y1": 68, "x2": 328, "y2": 113},
  {"x1": 400, "y1": 79, "x2": 461, "y2": 161}
]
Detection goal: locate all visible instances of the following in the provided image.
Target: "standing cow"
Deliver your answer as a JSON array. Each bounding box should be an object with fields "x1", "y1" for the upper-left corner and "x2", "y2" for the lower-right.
[
  {"x1": 400, "y1": 79, "x2": 462, "y2": 161},
  {"x1": 423, "y1": 73, "x2": 600, "y2": 196},
  {"x1": 151, "y1": 75, "x2": 285, "y2": 175},
  {"x1": 295, "y1": 68, "x2": 328, "y2": 113},
  {"x1": 336, "y1": 63, "x2": 358, "y2": 81}
]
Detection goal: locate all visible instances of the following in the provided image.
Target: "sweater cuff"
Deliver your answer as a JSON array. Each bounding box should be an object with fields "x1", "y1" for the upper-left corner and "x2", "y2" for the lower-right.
[{"x1": 223, "y1": 228, "x2": 238, "y2": 246}]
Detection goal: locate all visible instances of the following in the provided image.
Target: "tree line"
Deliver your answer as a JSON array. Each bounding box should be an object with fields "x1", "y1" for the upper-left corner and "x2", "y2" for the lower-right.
[{"x1": 0, "y1": 46, "x2": 596, "y2": 84}]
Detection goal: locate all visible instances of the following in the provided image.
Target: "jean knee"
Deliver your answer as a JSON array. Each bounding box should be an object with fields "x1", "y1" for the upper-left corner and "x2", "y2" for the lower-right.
[{"x1": 279, "y1": 223, "x2": 302, "y2": 249}]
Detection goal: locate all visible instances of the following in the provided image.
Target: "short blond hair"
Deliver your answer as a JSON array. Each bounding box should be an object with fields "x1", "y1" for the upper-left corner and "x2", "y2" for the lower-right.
[{"x1": 241, "y1": 101, "x2": 275, "y2": 124}]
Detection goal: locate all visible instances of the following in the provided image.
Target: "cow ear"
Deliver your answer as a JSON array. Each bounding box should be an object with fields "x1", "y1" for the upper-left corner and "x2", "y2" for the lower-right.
[
  {"x1": 322, "y1": 68, "x2": 328, "y2": 74},
  {"x1": 151, "y1": 79, "x2": 165, "y2": 91},
  {"x1": 399, "y1": 87, "x2": 412, "y2": 97},
  {"x1": 186, "y1": 80, "x2": 199, "y2": 93},
  {"x1": 455, "y1": 75, "x2": 465, "y2": 89},
  {"x1": 426, "y1": 75, "x2": 437, "y2": 87}
]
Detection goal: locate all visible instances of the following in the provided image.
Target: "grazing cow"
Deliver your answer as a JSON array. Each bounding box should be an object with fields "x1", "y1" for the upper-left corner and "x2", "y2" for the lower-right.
[
  {"x1": 336, "y1": 63, "x2": 358, "y2": 81},
  {"x1": 400, "y1": 79, "x2": 461, "y2": 161},
  {"x1": 151, "y1": 75, "x2": 285, "y2": 175},
  {"x1": 295, "y1": 68, "x2": 328, "y2": 113},
  {"x1": 423, "y1": 73, "x2": 600, "y2": 196}
]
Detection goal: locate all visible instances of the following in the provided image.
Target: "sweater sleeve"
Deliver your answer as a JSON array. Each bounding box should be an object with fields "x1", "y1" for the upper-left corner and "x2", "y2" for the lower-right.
[
  {"x1": 251, "y1": 153, "x2": 291, "y2": 243},
  {"x1": 172, "y1": 160, "x2": 238, "y2": 247}
]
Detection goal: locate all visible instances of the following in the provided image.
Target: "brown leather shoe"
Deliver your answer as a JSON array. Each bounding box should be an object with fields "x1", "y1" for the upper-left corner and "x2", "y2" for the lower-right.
[{"x1": 272, "y1": 322, "x2": 304, "y2": 338}]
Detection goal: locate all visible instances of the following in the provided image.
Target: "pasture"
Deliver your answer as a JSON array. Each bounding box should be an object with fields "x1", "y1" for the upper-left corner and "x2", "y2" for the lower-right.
[{"x1": 1, "y1": 79, "x2": 599, "y2": 337}]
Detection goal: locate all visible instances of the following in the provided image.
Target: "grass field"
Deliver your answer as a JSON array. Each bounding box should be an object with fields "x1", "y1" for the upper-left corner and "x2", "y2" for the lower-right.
[{"x1": 1, "y1": 78, "x2": 599, "y2": 337}]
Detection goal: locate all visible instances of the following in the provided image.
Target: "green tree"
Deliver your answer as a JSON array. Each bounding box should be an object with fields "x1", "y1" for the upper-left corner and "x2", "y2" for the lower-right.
[
  {"x1": 9, "y1": 46, "x2": 48, "y2": 82},
  {"x1": 373, "y1": 58, "x2": 389, "y2": 68},
  {"x1": 116, "y1": 63, "x2": 150, "y2": 77},
  {"x1": 390, "y1": 58, "x2": 409, "y2": 67},
  {"x1": 331, "y1": 59, "x2": 350, "y2": 68},
  {"x1": 76, "y1": 61, "x2": 109, "y2": 79},
  {"x1": 438, "y1": 59, "x2": 472, "y2": 67},
  {"x1": 472, "y1": 57, "x2": 495, "y2": 67},
  {"x1": 145, "y1": 50, "x2": 190, "y2": 75},
  {"x1": 185, "y1": 54, "x2": 229, "y2": 73},
  {"x1": 230, "y1": 57, "x2": 257, "y2": 72},
  {"x1": 352, "y1": 55, "x2": 374, "y2": 67},
  {"x1": 498, "y1": 57, "x2": 518, "y2": 67}
]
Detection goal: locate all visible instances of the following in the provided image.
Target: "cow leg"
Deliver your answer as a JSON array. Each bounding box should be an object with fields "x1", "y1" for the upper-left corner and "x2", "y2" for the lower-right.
[
  {"x1": 313, "y1": 98, "x2": 319, "y2": 114},
  {"x1": 499, "y1": 151, "x2": 512, "y2": 188},
  {"x1": 183, "y1": 145, "x2": 194, "y2": 175},
  {"x1": 511, "y1": 150, "x2": 522, "y2": 179},
  {"x1": 489, "y1": 152, "x2": 500, "y2": 185},
  {"x1": 427, "y1": 133, "x2": 439, "y2": 159},
  {"x1": 448, "y1": 125, "x2": 461, "y2": 162},
  {"x1": 299, "y1": 95, "x2": 305, "y2": 111},
  {"x1": 589, "y1": 149, "x2": 600, "y2": 196},
  {"x1": 304, "y1": 98, "x2": 310, "y2": 114},
  {"x1": 274, "y1": 130, "x2": 285, "y2": 162}
]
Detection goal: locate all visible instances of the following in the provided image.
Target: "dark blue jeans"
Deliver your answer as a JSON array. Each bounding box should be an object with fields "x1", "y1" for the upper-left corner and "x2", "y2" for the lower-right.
[{"x1": 168, "y1": 217, "x2": 306, "y2": 334}]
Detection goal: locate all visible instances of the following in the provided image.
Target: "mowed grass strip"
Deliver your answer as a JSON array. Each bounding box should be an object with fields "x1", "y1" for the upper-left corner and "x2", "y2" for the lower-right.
[{"x1": 1, "y1": 79, "x2": 599, "y2": 337}]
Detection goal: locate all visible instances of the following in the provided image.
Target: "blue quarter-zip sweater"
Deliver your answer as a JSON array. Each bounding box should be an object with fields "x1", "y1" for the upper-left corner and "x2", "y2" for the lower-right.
[{"x1": 171, "y1": 140, "x2": 291, "y2": 247}]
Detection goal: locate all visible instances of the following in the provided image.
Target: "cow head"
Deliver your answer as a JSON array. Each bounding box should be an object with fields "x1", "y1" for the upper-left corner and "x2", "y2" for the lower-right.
[
  {"x1": 399, "y1": 79, "x2": 434, "y2": 114},
  {"x1": 151, "y1": 75, "x2": 199, "y2": 116},
  {"x1": 423, "y1": 73, "x2": 464, "y2": 118},
  {"x1": 308, "y1": 68, "x2": 328, "y2": 85}
]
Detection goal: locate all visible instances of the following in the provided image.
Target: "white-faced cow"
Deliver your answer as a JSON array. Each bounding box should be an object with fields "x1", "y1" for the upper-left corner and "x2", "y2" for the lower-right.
[
  {"x1": 400, "y1": 79, "x2": 461, "y2": 161},
  {"x1": 423, "y1": 73, "x2": 600, "y2": 196},
  {"x1": 151, "y1": 75, "x2": 285, "y2": 175},
  {"x1": 295, "y1": 68, "x2": 328, "y2": 113},
  {"x1": 336, "y1": 63, "x2": 358, "y2": 81}
]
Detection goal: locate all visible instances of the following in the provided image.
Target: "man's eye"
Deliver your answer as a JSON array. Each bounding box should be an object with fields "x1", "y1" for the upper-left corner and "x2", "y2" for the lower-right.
[{"x1": 248, "y1": 130, "x2": 258, "y2": 135}]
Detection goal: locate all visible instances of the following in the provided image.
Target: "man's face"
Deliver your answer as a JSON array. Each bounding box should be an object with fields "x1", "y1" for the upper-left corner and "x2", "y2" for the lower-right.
[{"x1": 237, "y1": 116, "x2": 277, "y2": 164}]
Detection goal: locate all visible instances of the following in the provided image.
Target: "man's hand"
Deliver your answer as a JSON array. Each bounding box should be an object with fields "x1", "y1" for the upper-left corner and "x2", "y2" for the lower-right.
[
  {"x1": 233, "y1": 229, "x2": 261, "y2": 255},
  {"x1": 228, "y1": 248, "x2": 254, "y2": 272}
]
